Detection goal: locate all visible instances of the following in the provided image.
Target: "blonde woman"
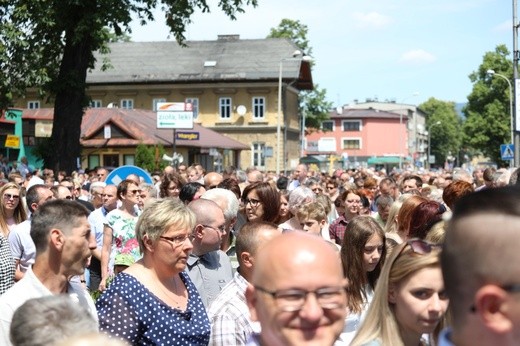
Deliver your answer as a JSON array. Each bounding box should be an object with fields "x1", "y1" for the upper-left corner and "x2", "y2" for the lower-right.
[
  {"x1": 351, "y1": 239, "x2": 448, "y2": 346},
  {"x1": 0, "y1": 183, "x2": 27, "y2": 294}
]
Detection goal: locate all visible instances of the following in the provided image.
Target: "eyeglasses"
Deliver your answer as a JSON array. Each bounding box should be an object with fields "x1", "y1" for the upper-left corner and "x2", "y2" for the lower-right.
[
  {"x1": 160, "y1": 234, "x2": 195, "y2": 247},
  {"x1": 243, "y1": 198, "x2": 261, "y2": 207},
  {"x1": 3, "y1": 193, "x2": 20, "y2": 200},
  {"x1": 312, "y1": 188, "x2": 323, "y2": 193},
  {"x1": 202, "y1": 224, "x2": 226, "y2": 234},
  {"x1": 128, "y1": 189, "x2": 142, "y2": 196},
  {"x1": 254, "y1": 285, "x2": 347, "y2": 312}
]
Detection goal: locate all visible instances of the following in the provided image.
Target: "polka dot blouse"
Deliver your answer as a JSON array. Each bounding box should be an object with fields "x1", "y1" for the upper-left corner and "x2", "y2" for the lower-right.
[{"x1": 96, "y1": 271, "x2": 210, "y2": 345}]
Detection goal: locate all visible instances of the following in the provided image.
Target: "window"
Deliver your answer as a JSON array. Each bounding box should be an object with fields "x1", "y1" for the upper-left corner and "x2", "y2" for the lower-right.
[
  {"x1": 120, "y1": 99, "x2": 134, "y2": 109},
  {"x1": 322, "y1": 121, "x2": 334, "y2": 131},
  {"x1": 27, "y1": 101, "x2": 40, "y2": 109},
  {"x1": 88, "y1": 155, "x2": 100, "y2": 168},
  {"x1": 343, "y1": 138, "x2": 361, "y2": 149},
  {"x1": 219, "y1": 97, "x2": 232, "y2": 119},
  {"x1": 90, "y1": 100, "x2": 102, "y2": 108},
  {"x1": 185, "y1": 98, "x2": 199, "y2": 119},
  {"x1": 123, "y1": 154, "x2": 135, "y2": 166},
  {"x1": 152, "y1": 98, "x2": 166, "y2": 111},
  {"x1": 252, "y1": 97, "x2": 265, "y2": 119},
  {"x1": 342, "y1": 120, "x2": 361, "y2": 131},
  {"x1": 252, "y1": 142, "x2": 265, "y2": 167}
]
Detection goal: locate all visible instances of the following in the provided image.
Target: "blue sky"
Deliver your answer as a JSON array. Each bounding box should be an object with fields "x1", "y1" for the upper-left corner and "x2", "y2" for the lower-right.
[{"x1": 129, "y1": 0, "x2": 511, "y2": 107}]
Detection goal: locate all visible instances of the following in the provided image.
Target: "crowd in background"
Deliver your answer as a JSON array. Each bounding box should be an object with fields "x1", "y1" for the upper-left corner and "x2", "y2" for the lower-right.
[{"x1": 0, "y1": 160, "x2": 519, "y2": 345}]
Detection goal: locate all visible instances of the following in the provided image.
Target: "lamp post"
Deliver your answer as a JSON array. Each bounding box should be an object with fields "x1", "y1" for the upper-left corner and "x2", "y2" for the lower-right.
[
  {"x1": 487, "y1": 69, "x2": 514, "y2": 167},
  {"x1": 276, "y1": 51, "x2": 310, "y2": 176},
  {"x1": 427, "y1": 121, "x2": 441, "y2": 170}
]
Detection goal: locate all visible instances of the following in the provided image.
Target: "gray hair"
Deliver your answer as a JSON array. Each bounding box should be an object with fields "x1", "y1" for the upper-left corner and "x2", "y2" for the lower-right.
[
  {"x1": 288, "y1": 186, "x2": 316, "y2": 214},
  {"x1": 10, "y1": 295, "x2": 98, "y2": 346},
  {"x1": 140, "y1": 183, "x2": 158, "y2": 198},
  {"x1": 235, "y1": 170, "x2": 247, "y2": 183},
  {"x1": 201, "y1": 188, "x2": 239, "y2": 223}
]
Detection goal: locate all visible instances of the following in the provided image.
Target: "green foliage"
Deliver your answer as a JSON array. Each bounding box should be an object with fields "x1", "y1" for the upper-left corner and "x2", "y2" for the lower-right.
[
  {"x1": 267, "y1": 19, "x2": 312, "y2": 57},
  {"x1": 419, "y1": 98, "x2": 462, "y2": 166},
  {"x1": 463, "y1": 45, "x2": 512, "y2": 165},
  {"x1": 268, "y1": 19, "x2": 330, "y2": 132},
  {"x1": 135, "y1": 143, "x2": 167, "y2": 172}
]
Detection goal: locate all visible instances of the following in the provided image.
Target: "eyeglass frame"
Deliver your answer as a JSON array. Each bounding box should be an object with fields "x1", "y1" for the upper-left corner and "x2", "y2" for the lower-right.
[
  {"x1": 159, "y1": 234, "x2": 195, "y2": 247},
  {"x1": 243, "y1": 197, "x2": 261, "y2": 207},
  {"x1": 3, "y1": 193, "x2": 20, "y2": 200},
  {"x1": 201, "y1": 223, "x2": 226, "y2": 234},
  {"x1": 254, "y1": 285, "x2": 348, "y2": 312}
]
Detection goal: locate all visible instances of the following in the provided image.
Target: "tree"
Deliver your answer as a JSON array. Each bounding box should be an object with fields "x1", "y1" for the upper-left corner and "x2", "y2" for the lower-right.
[
  {"x1": 463, "y1": 44, "x2": 512, "y2": 165},
  {"x1": 267, "y1": 19, "x2": 332, "y2": 132},
  {"x1": 419, "y1": 98, "x2": 462, "y2": 166},
  {"x1": 1, "y1": 0, "x2": 257, "y2": 174}
]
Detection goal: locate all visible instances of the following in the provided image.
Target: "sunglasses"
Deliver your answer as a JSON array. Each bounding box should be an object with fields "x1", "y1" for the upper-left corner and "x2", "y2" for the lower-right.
[
  {"x1": 128, "y1": 189, "x2": 142, "y2": 196},
  {"x1": 3, "y1": 193, "x2": 20, "y2": 200},
  {"x1": 396, "y1": 238, "x2": 442, "y2": 258}
]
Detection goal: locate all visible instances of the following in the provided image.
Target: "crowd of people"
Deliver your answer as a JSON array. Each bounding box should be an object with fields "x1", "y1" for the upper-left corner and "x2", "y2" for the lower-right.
[{"x1": 0, "y1": 161, "x2": 519, "y2": 345}]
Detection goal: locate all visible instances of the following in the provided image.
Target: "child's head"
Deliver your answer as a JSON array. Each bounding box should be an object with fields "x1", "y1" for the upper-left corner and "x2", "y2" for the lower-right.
[
  {"x1": 296, "y1": 203, "x2": 327, "y2": 235},
  {"x1": 113, "y1": 253, "x2": 134, "y2": 275}
]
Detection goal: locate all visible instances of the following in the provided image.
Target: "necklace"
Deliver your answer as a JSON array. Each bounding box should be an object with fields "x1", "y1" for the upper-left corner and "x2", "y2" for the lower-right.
[{"x1": 157, "y1": 275, "x2": 185, "y2": 309}]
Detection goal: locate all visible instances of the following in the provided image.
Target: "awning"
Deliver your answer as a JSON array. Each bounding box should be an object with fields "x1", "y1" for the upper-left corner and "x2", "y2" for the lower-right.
[
  {"x1": 300, "y1": 155, "x2": 330, "y2": 164},
  {"x1": 367, "y1": 156, "x2": 411, "y2": 165}
]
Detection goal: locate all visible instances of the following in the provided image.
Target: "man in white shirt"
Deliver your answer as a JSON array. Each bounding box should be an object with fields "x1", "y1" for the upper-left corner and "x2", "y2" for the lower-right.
[{"x1": 0, "y1": 199, "x2": 97, "y2": 345}]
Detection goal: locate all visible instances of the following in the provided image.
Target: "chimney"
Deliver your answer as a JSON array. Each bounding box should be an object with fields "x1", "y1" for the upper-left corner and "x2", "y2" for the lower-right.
[{"x1": 217, "y1": 35, "x2": 240, "y2": 41}]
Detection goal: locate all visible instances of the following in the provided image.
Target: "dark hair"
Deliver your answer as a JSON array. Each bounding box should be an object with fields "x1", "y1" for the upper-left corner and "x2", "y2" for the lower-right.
[
  {"x1": 276, "y1": 176, "x2": 289, "y2": 190},
  {"x1": 408, "y1": 201, "x2": 445, "y2": 239},
  {"x1": 31, "y1": 200, "x2": 90, "y2": 253},
  {"x1": 117, "y1": 179, "x2": 139, "y2": 200},
  {"x1": 241, "y1": 182, "x2": 281, "y2": 223},
  {"x1": 179, "y1": 182, "x2": 204, "y2": 203},
  {"x1": 25, "y1": 184, "x2": 49, "y2": 213},
  {"x1": 403, "y1": 174, "x2": 423, "y2": 188},
  {"x1": 217, "y1": 178, "x2": 241, "y2": 200},
  {"x1": 159, "y1": 172, "x2": 186, "y2": 198}
]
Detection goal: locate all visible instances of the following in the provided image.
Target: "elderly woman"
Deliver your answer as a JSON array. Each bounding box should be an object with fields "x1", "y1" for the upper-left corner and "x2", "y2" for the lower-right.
[
  {"x1": 278, "y1": 186, "x2": 315, "y2": 231},
  {"x1": 96, "y1": 199, "x2": 210, "y2": 345}
]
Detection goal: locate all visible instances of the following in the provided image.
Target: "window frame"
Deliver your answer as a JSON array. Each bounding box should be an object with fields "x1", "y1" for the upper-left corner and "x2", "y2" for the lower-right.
[
  {"x1": 219, "y1": 97, "x2": 232, "y2": 119},
  {"x1": 342, "y1": 120, "x2": 362, "y2": 132},
  {"x1": 342, "y1": 137, "x2": 362, "y2": 150},
  {"x1": 252, "y1": 96, "x2": 266, "y2": 120},
  {"x1": 120, "y1": 99, "x2": 134, "y2": 109}
]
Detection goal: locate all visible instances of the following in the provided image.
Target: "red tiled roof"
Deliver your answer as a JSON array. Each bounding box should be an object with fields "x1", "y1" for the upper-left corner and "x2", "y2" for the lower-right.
[{"x1": 20, "y1": 108, "x2": 249, "y2": 150}]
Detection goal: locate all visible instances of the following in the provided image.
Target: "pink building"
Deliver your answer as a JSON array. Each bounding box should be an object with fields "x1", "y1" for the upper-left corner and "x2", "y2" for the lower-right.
[{"x1": 304, "y1": 108, "x2": 410, "y2": 169}]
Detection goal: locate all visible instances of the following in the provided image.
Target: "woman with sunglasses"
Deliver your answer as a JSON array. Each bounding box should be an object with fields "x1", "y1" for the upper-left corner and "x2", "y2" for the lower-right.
[
  {"x1": 338, "y1": 216, "x2": 386, "y2": 344},
  {"x1": 0, "y1": 182, "x2": 27, "y2": 294},
  {"x1": 241, "y1": 182, "x2": 280, "y2": 223},
  {"x1": 99, "y1": 179, "x2": 141, "y2": 291},
  {"x1": 97, "y1": 199, "x2": 210, "y2": 344},
  {"x1": 351, "y1": 239, "x2": 448, "y2": 346}
]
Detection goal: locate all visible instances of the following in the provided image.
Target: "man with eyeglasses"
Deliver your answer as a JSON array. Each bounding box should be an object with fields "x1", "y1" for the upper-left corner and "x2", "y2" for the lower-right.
[
  {"x1": 440, "y1": 186, "x2": 520, "y2": 346},
  {"x1": 246, "y1": 232, "x2": 348, "y2": 346},
  {"x1": 187, "y1": 199, "x2": 233, "y2": 308}
]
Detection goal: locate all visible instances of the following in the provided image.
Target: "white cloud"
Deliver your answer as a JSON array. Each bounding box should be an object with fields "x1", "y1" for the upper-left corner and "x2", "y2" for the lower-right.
[
  {"x1": 351, "y1": 12, "x2": 393, "y2": 29},
  {"x1": 400, "y1": 49, "x2": 437, "y2": 64},
  {"x1": 493, "y1": 20, "x2": 512, "y2": 33}
]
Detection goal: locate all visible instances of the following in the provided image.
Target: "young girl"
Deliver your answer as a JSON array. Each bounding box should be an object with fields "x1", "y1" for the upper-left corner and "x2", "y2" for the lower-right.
[
  {"x1": 338, "y1": 216, "x2": 386, "y2": 344},
  {"x1": 351, "y1": 239, "x2": 448, "y2": 346}
]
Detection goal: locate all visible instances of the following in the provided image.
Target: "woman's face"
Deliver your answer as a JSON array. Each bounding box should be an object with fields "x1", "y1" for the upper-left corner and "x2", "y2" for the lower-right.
[
  {"x1": 390, "y1": 266, "x2": 449, "y2": 340},
  {"x1": 123, "y1": 183, "x2": 141, "y2": 206},
  {"x1": 167, "y1": 182, "x2": 180, "y2": 198},
  {"x1": 279, "y1": 195, "x2": 289, "y2": 218},
  {"x1": 3, "y1": 187, "x2": 20, "y2": 212},
  {"x1": 344, "y1": 193, "x2": 361, "y2": 217},
  {"x1": 155, "y1": 224, "x2": 194, "y2": 273},
  {"x1": 245, "y1": 190, "x2": 264, "y2": 222},
  {"x1": 363, "y1": 233, "x2": 383, "y2": 272}
]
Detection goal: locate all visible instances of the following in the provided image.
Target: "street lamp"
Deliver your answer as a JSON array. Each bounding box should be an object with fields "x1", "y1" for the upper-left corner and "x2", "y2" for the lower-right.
[
  {"x1": 487, "y1": 69, "x2": 514, "y2": 167},
  {"x1": 276, "y1": 51, "x2": 311, "y2": 176},
  {"x1": 427, "y1": 121, "x2": 441, "y2": 170}
]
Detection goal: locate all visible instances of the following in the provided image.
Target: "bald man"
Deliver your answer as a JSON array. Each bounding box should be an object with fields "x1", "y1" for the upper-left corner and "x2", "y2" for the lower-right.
[
  {"x1": 204, "y1": 172, "x2": 223, "y2": 190},
  {"x1": 246, "y1": 232, "x2": 347, "y2": 346},
  {"x1": 187, "y1": 199, "x2": 233, "y2": 308},
  {"x1": 441, "y1": 186, "x2": 520, "y2": 346}
]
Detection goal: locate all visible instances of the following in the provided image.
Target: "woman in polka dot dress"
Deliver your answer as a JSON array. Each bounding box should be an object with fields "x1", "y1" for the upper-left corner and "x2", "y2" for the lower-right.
[{"x1": 96, "y1": 199, "x2": 210, "y2": 345}]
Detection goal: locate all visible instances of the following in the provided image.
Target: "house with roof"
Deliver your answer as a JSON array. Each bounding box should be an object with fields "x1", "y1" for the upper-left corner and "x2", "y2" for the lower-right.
[
  {"x1": 0, "y1": 108, "x2": 248, "y2": 169},
  {"x1": 13, "y1": 35, "x2": 313, "y2": 173},
  {"x1": 304, "y1": 107, "x2": 410, "y2": 171}
]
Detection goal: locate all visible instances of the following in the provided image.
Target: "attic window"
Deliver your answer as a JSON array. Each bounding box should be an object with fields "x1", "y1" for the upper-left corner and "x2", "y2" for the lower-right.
[{"x1": 204, "y1": 61, "x2": 217, "y2": 67}]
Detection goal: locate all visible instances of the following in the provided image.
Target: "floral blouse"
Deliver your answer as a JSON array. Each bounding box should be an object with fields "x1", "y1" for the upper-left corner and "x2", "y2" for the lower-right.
[{"x1": 105, "y1": 209, "x2": 141, "y2": 271}]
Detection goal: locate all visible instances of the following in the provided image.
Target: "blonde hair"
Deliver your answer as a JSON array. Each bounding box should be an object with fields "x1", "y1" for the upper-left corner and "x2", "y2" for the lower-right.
[
  {"x1": 351, "y1": 242, "x2": 445, "y2": 346},
  {"x1": 0, "y1": 182, "x2": 27, "y2": 236}
]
